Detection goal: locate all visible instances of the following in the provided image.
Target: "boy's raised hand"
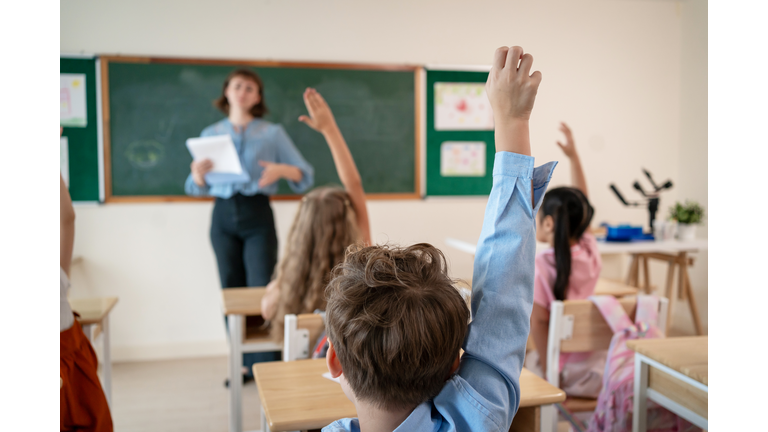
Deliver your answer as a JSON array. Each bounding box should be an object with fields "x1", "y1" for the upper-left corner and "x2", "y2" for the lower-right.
[
  {"x1": 486, "y1": 46, "x2": 541, "y2": 156},
  {"x1": 299, "y1": 88, "x2": 338, "y2": 135},
  {"x1": 486, "y1": 46, "x2": 542, "y2": 122}
]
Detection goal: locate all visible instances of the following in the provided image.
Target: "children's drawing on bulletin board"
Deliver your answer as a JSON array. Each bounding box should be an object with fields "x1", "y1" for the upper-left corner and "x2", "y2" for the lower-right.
[
  {"x1": 440, "y1": 142, "x2": 486, "y2": 177},
  {"x1": 60, "y1": 74, "x2": 87, "y2": 127},
  {"x1": 434, "y1": 83, "x2": 493, "y2": 131}
]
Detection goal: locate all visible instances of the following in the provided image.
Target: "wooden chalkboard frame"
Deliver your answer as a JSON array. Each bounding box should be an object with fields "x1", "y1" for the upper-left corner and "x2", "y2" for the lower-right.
[{"x1": 100, "y1": 56, "x2": 422, "y2": 203}]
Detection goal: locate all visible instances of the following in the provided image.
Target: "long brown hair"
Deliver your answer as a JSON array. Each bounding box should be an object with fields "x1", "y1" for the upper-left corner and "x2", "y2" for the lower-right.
[
  {"x1": 270, "y1": 186, "x2": 360, "y2": 342},
  {"x1": 213, "y1": 69, "x2": 269, "y2": 118}
]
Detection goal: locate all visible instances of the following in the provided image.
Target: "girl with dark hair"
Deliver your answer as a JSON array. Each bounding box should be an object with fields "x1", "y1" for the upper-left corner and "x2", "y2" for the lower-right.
[{"x1": 530, "y1": 122, "x2": 604, "y2": 399}]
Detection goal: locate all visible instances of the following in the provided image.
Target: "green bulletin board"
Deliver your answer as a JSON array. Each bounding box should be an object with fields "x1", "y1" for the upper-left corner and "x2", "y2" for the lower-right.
[
  {"x1": 426, "y1": 69, "x2": 494, "y2": 196},
  {"x1": 60, "y1": 56, "x2": 102, "y2": 202}
]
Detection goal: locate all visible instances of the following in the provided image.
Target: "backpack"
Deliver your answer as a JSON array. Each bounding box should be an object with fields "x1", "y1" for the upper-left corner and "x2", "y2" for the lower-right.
[{"x1": 586, "y1": 295, "x2": 699, "y2": 432}]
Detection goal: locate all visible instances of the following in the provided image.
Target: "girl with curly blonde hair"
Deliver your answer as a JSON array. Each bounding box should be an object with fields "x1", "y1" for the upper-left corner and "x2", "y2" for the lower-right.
[{"x1": 261, "y1": 88, "x2": 371, "y2": 342}]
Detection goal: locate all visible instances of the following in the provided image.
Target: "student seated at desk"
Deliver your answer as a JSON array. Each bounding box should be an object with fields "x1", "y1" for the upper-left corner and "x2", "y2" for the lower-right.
[
  {"x1": 261, "y1": 88, "x2": 371, "y2": 343},
  {"x1": 59, "y1": 143, "x2": 113, "y2": 431},
  {"x1": 322, "y1": 45, "x2": 556, "y2": 432},
  {"x1": 529, "y1": 122, "x2": 604, "y2": 398}
]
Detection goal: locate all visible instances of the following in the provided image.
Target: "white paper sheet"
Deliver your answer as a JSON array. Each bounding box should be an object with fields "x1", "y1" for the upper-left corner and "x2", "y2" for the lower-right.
[
  {"x1": 322, "y1": 372, "x2": 341, "y2": 384},
  {"x1": 60, "y1": 136, "x2": 69, "y2": 187},
  {"x1": 440, "y1": 141, "x2": 486, "y2": 177},
  {"x1": 60, "y1": 74, "x2": 87, "y2": 128},
  {"x1": 185, "y1": 134, "x2": 244, "y2": 174},
  {"x1": 434, "y1": 82, "x2": 494, "y2": 131}
]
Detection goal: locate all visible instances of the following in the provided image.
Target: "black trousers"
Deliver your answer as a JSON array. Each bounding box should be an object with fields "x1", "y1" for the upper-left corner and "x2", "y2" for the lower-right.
[{"x1": 210, "y1": 193, "x2": 281, "y2": 373}]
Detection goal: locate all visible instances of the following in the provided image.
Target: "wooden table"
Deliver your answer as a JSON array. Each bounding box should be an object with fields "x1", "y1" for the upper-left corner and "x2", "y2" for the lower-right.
[
  {"x1": 627, "y1": 336, "x2": 707, "y2": 431},
  {"x1": 221, "y1": 287, "x2": 282, "y2": 432},
  {"x1": 253, "y1": 359, "x2": 565, "y2": 432},
  {"x1": 446, "y1": 237, "x2": 707, "y2": 335},
  {"x1": 69, "y1": 296, "x2": 118, "y2": 406}
]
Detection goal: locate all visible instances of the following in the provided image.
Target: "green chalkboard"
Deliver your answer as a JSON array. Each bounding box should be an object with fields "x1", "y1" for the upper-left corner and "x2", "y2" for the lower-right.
[
  {"x1": 426, "y1": 70, "x2": 494, "y2": 196},
  {"x1": 105, "y1": 59, "x2": 417, "y2": 199},
  {"x1": 61, "y1": 56, "x2": 101, "y2": 202}
]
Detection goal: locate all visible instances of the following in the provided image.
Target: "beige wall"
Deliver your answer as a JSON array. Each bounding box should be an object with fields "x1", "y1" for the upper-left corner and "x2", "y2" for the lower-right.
[{"x1": 62, "y1": 0, "x2": 706, "y2": 361}]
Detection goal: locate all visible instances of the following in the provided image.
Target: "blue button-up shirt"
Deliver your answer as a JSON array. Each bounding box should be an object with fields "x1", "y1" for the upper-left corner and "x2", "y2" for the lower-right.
[
  {"x1": 324, "y1": 152, "x2": 557, "y2": 432},
  {"x1": 184, "y1": 118, "x2": 314, "y2": 198}
]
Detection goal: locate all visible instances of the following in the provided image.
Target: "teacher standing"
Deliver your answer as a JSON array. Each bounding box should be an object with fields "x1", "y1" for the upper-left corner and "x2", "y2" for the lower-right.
[{"x1": 185, "y1": 69, "x2": 314, "y2": 379}]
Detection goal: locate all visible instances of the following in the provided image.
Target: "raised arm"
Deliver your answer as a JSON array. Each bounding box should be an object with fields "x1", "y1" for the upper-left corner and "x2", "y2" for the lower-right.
[
  {"x1": 556, "y1": 122, "x2": 588, "y2": 198},
  {"x1": 60, "y1": 174, "x2": 75, "y2": 277},
  {"x1": 299, "y1": 88, "x2": 371, "y2": 245},
  {"x1": 459, "y1": 46, "x2": 556, "y2": 427}
]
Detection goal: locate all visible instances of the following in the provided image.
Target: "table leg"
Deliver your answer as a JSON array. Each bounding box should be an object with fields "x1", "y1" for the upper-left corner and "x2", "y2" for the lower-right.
[
  {"x1": 677, "y1": 253, "x2": 687, "y2": 301},
  {"x1": 627, "y1": 254, "x2": 640, "y2": 287},
  {"x1": 81, "y1": 323, "x2": 94, "y2": 342},
  {"x1": 664, "y1": 262, "x2": 676, "y2": 336},
  {"x1": 642, "y1": 255, "x2": 651, "y2": 294},
  {"x1": 261, "y1": 405, "x2": 270, "y2": 432},
  {"x1": 633, "y1": 357, "x2": 649, "y2": 432},
  {"x1": 538, "y1": 404, "x2": 556, "y2": 432},
  {"x1": 682, "y1": 264, "x2": 704, "y2": 335},
  {"x1": 102, "y1": 315, "x2": 112, "y2": 407},
  {"x1": 228, "y1": 314, "x2": 243, "y2": 432}
]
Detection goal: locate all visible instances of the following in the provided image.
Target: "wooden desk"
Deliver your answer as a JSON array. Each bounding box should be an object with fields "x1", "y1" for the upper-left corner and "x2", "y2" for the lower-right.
[
  {"x1": 627, "y1": 336, "x2": 707, "y2": 431},
  {"x1": 221, "y1": 287, "x2": 282, "y2": 432},
  {"x1": 69, "y1": 296, "x2": 118, "y2": 407},
  {"x1": 254, "y1": 359, "x2": 565, "y2": 432}
]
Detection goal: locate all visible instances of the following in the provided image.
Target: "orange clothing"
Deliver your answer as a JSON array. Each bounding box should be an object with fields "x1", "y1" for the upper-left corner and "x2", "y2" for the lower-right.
[{"x1": 60, "y1": 316, "x2": 113, "y2": 432}]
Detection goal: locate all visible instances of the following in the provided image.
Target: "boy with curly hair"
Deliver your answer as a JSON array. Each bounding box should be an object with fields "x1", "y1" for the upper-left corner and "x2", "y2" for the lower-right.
[{"x1": 323, "y1": 45, "x2": 557, "y2": 432}]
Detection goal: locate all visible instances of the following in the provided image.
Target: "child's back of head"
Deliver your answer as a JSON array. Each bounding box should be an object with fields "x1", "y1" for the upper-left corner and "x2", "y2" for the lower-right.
[
  {"x1": 539, "y1": 187, "x2": 594, "y2": 301},
  {"x1": 325, "y1": 243, "x2": 470, "y2": 410},
  {"x1": 270, "y1": 186, "x2": 360, "y2": 341}
]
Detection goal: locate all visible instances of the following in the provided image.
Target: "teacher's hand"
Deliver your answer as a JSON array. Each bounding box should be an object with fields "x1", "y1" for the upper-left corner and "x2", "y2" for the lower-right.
[
  {"x1": 191, "y1": 159, "x2": 213, "y2": 186},
  {"x1": 258, "y1": 161, "x2": 303, "y2": 188}
]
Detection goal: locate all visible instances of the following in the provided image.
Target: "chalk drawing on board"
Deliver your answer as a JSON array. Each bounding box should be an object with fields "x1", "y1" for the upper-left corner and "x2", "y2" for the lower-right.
[
  {"x1": 434, "y1": 83, "x2": 493, "y2": 131},
  {"x1": 125, "y1": 140, "x2": 165, "y2": 169},
  {"x1": 440, "y1": 141, "x2": 486, "y2": 177},
  {"x1": 60, "y1": 74, "x2": 87, "y2": 127},
  {"x1": 60, "y1": 136, "x2": 69, "y2": 187}
]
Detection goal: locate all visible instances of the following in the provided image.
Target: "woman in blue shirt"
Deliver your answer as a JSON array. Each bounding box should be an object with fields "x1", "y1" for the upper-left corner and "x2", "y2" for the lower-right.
[{"x1": 185, "y1": 69, "x2": 314, "y2": 381}]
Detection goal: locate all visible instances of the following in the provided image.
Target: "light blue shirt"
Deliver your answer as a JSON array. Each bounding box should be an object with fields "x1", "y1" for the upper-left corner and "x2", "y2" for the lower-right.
[
  {"x1": 323, "y1": 152, "x2": 557, "y2": 432},
  {"x1": 184, "y1": 118, "x2": 314, "y2": 198}
]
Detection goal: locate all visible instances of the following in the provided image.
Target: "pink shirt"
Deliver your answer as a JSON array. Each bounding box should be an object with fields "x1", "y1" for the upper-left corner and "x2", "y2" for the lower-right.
[
  {"x1": 534, "y1": 231, "x2": 602, "y2": 371},
  {"x1": 534, "y1": 231, "x2": 602, "y2": 310}
]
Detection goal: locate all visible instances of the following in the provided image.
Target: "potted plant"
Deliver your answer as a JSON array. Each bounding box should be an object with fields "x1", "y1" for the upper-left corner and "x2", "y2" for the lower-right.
[{"x1": 668, "y1": 201, "x2": 705, "y2": 241}]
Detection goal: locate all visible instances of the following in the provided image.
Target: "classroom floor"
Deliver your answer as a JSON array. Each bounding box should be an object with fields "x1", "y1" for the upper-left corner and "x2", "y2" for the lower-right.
[
  {"x1": 110, "y1": 356, "x2": 262, "y2": 432},
  {"x1": 108, "y1": 307, "x2": 704, "y2": 432}
]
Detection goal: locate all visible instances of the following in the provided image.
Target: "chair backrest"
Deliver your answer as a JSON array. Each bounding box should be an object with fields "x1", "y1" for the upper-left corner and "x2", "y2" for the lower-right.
[
  {"x1": 544, "y1": 296, "x2": 668, "y2": 387},
  {"x1": 283, "y1": 313, "x2": 325, "y2": 362}
]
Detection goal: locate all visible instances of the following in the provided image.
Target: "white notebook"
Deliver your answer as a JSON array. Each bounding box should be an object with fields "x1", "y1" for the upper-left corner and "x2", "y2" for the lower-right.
[{"x1": 186, "y1": 134, "x2": 250, "y2": 184}]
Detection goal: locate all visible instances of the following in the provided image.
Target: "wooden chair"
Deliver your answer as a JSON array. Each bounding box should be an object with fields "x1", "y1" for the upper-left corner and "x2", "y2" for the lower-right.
[
  {"x1": 526, "y1": 279, "x2": 640, "y2": 357},
  {"x1": 283, "y1": 313, "x2": 325, "y2": 362},
  {"x1": 544, "y1": 296, "x2": 668, "y2": 428}
]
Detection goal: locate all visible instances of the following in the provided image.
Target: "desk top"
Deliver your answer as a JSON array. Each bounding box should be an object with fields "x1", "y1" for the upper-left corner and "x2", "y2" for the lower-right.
[
  {"x1": 627, "y1": 336, "x2": 708, "y2": 386},
  {"x1": 254, "y1": 359, "x2": 565, "y2": 431},
  {"x1": 221, "y1": 287, "x2": 266, "y2": 316},
  {"x1": 69, "y1": 297, "x2": 118, "y2": 325},
  {"x1": 446, "y1": 237, "x2": 708, "y2": 257}
]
